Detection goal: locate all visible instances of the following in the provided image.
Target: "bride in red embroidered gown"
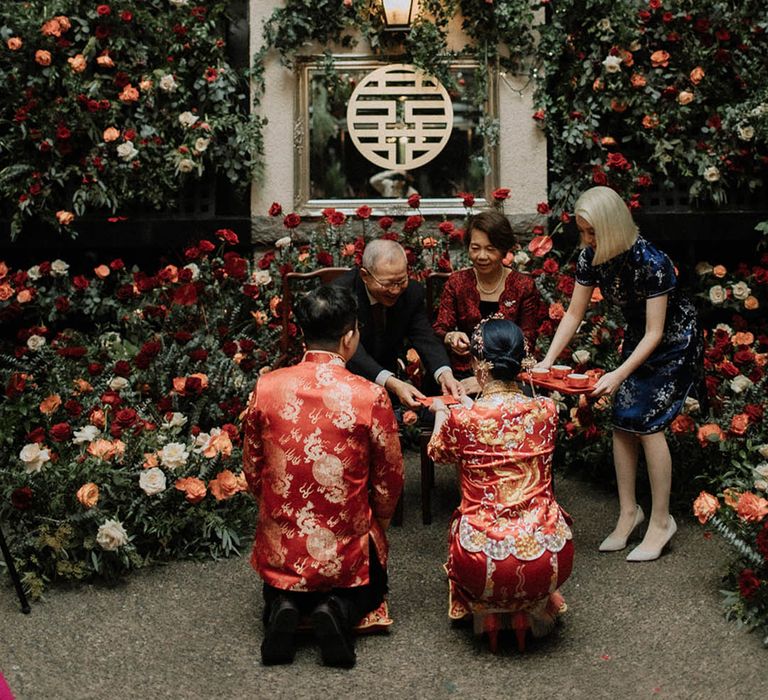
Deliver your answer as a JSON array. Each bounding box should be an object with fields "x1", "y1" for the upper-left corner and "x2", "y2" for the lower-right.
[{"x1": 428, "y1": 318, "x2": 573, "y2": 651}]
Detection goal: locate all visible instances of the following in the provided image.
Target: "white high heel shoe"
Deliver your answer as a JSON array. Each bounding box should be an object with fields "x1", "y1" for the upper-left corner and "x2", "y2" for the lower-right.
[
  {"x1": 626, "y1": 516, "x2": 677, "y2": 562},
  {"x1": 598, "y1": 505, "x2": 645, "y2": 552}
]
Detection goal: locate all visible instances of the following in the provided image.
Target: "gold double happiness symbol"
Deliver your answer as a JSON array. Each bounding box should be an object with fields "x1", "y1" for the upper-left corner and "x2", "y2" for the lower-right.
[{"x1": 346, "y1": 64, "x2": 454, "y2": 171}]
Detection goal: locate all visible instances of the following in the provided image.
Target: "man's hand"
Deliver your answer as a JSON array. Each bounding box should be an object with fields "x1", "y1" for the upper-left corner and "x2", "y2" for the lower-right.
[
  {"x1": 385, "y1": 376, "x2": 425, "y2": 408},
  {"x1": 438, "y1": 371, "x2": 464, "y2": 400},
  {"x1": 459, "y1": 375, "x2": 481, "y2": 396}
]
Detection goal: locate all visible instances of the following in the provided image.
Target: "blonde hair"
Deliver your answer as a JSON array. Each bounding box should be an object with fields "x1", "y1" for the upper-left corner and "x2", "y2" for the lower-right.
[{"x1": 574, "y1": 186, "x2": 638, "y2": 265}]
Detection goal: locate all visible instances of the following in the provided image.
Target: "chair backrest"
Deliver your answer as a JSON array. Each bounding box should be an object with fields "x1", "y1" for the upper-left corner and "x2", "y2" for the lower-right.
[
  {"x1": 425, "y1": 271, "x2": 451, "y2": 321},
  {"x1": 278, "y1": 267, "x2": 351, "y2": 364}
]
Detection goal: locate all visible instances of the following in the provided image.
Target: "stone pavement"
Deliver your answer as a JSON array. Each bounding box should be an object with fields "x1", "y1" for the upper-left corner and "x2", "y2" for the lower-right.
[{"x1": 1, "y1": 451, "x2": 765, "y2": 700}]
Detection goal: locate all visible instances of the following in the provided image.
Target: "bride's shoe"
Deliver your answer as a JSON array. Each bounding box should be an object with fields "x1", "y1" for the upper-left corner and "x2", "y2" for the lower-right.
[
  {"x1": 598, "y1": 505, "x2": 645, "y2": 552},
  {"x1": 626, "y1": 516, "x2": 677, "y2": 562}
]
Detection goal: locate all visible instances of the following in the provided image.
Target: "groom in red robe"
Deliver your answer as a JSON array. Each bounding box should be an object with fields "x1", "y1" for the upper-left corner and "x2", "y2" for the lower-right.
[{"x1": 242, "y1": 285, "x2": 404, "y2": 668}]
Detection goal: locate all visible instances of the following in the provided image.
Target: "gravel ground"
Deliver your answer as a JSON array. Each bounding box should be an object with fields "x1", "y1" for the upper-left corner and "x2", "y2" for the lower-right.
[{"x1": 1, "y1": 452, "x2": 765, "y2": 700}]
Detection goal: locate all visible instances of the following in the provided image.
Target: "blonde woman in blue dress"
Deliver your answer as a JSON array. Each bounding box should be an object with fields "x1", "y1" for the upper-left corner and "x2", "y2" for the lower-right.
[{"x1": 539, "y1": 186, "x2": 702, "y2": 562}]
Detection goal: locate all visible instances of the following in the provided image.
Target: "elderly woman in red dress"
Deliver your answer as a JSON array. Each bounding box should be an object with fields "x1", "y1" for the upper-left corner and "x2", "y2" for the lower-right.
[
  {"x1": 428, "y1": 318, "x2": 573, "y2": 652},
  {"x1": 433, "y1": 211, "x2": 546, "y2": 389}
]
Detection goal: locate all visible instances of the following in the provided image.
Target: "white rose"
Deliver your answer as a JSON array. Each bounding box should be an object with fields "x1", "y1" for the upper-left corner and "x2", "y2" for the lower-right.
[
  {"x1": 694, "y1": 261, "x2": 713, "y2": 276},
  {"x1": 158, "y1": 74, "x2": 177, "y2": 92},
  {"x1": 597, "y1": 18, "x2": 612, "y2": 32},
  {"x1": 194, "y1": 137, "x2": 210, "y2": 153},
  {"x1": 714, "y1": 323, "x2": 733, "y2": 334},
  {"x1": 754, "y1": 463, "x2": 768, "y2": 478},
  {"x1": 116, "y1": 141, "x2": 138, "y2": 161},
  {"x1": 749, "y1": 103, "x2": 768, "y2": 118},
  {"x1": 19, "y1": 443, "x2": 50, "y2": 473},
  {"x1": 708, "y1": 285, "x2": 726, "y2": 304},
  {"x1": 275, "y1": 236, "x2": 292, "y2": 249},
  {"x1": 754, "y1": 479, "x2": 768, "y2": 492},
  {"x1": 177, "y1": 158, "x2": 195, "y2": 173},
  {"x1": 184, "y1": 263, "x2": 200, "y2": 281},
  {"x1": 162, "y1": 412, "x2": 188, "y2": 430},
  {"x1": 96, "y1": 519, "x2": 128, "y2": 551},
  {"x1": 683, "y1": 396, "x2": 700, "y2": 414},
  {"x1": 729, "y1": 375, "x2": 753, "y2": 393},
  {"x1": 73, "y1": 425, "x2": 101, "y2": 444},
  {"x1": 51, "y1": 259, "x2": 69, "y2": 276},
  {"x1": 169, "y1": 0, "x2": 189, "y2": 6},
  {"x1": 99, "y1": 331, "x2": 122, "y2": 350},
  {"x1": 192, "y1": 431, "x2": 211, "y2": 453},
  {"x1": 629, "y1": 40, "x2": 641, "y2": 51},
  {"x1": 139, "y1": 467, "x2": 167, "y2": 496},
  {"x1": 178, "y1": 111, "x2": 199, "y2": 128},
  {"x1": 513, "y1": 251, "x2": 530, "y2": 267},
  {"x1": 109, "y1": 376, "x2": 129, "y2": 391},
  {"x1": 602, "y1": 55, "x2": 622, "y2": 73},
  {"x1": 731, "y1": 281, "x2": 751, "y2": 300},
  {"x1": 159, "y1": 441, "x2": 189, "y2": 469},
  {"x1": 572, "y1": 349, "x2": 591, "y2": 364},
  {"x1": 703, "y1": 166, "x2": 720, "y2": 182},
  {"x1": 252, "y1": 269, "x2": 272, "y2": 286},
  {"x1": 27, "y1": 265, "x2": 42, "y2": 280},
  {"x1": 737, "y1": 124, "x2": 754, "y2": 141},
  {"x1": 26, "y1": 334, "x2": 46, "y2": 351},
  {"x1": 757, "y1": 444, "x2": 768, "y2": 459}
]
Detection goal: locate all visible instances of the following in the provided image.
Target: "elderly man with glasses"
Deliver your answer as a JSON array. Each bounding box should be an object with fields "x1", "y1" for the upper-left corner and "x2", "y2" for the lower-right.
[{"x1": 332, "y1": 238, "x2": 463, "y2": 408}]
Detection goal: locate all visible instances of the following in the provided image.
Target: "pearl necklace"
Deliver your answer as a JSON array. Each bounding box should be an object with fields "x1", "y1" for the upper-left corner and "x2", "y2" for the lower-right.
[{"x1": 473, "y1": 267, "x2": 505, "y2": 296}]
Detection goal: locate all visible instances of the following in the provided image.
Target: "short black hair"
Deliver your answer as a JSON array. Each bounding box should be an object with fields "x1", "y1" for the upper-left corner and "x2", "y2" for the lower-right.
[
  {"x1": 465, "y1": 210, "x2": 517, "y2": 252},
  {"x1": 294, "y1": 286, "x2": 358, "y2": 348}
]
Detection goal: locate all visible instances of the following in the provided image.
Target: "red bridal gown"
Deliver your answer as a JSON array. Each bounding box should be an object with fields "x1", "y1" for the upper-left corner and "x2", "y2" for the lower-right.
[{"x1": 428, "y1": 388, "x2": 573, "y2": 645}]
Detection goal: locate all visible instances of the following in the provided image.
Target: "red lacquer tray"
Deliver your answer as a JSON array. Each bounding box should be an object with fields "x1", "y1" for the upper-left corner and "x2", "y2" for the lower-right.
[{"x1": 517, "y1": 371, "x2": 601, "y2": 395}]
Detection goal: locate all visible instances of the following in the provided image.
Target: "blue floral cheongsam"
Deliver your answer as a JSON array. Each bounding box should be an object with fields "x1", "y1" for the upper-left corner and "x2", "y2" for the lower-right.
[{"x1": 576, "y1": 236, "x2": 702, "y2": 434}]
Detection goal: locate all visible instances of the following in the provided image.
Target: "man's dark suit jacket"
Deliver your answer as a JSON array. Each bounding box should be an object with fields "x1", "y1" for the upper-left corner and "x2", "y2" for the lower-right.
[{"x1": 331, "y1": 268, "x2": 451, "y2": 384}]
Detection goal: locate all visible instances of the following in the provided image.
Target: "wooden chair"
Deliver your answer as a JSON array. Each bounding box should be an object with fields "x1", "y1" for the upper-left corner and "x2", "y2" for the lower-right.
[{"x1": 418, "y1": 271, "x2": 452, "y2": 524}]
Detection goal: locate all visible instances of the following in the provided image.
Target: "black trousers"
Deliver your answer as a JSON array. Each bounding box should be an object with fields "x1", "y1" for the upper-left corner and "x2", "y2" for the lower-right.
[{"x1": 263, "y1": 540, "x2": 388, "y2": 626}]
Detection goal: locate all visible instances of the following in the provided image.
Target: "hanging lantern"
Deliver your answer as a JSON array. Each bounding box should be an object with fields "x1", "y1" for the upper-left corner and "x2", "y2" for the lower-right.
[{"x1": 381, "y1": 0, "x2": 416, "y2": 30}]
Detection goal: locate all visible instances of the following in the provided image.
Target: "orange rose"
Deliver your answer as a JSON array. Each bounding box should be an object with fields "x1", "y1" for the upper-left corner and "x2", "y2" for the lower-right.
[
  {"x1": 269, "y1": 296, "x2": 281, "y2": 316},
  {"x1": 16, "y1": 289, "x2": 32, "y2": 304},
  {"x1": 119, "y1": 85, "x2": 139, "y2": 103},
  {"x1": 139, "y1": 78, "x2": 153, "y2": 91},
  {"x1": 251, "y1": 310, "x2": 267, "y2": 326},
  {"x1": 94, "y1": 264, "x2": 110, "y2": 278},
  {"x1": 620, "y1": 49, "x2": 634, "y2": 67},
  {"x1": 723, "y1": 488, "x2": 741, "y2": 508},
  {"x1": 87, "y1": 438, "x2": 125, "y2": 461},
  {"x1": 690, "y1": 66, "x2": 705, "y2": 85},
  {"x1": 103, "y1": 127, "x2": 120, "y2": 143},
  {"x1": 41, "y1": 19, "x2": 62, "y2": 37},
  {"x1": 89, "y1": 408, "x2": 106, "y2": 428},
  {"x1": 143, "y1": 452, "x2": 159, "y2": 468},
  {"x1": 202, "y1": 431, "x2": 233, "y2": 459},
  {"x1": 600, "y1": 136, "x2": 617, "y2": 147},
  {"x1": 591, "y1": 287, "x2": 604, "y2": 303},
  {"x1": 55, "y1": 16, "x2": 72, "y2": 32},
  {"x1": 692, "y1": 491, "x2": 719, "y2": 524},
  {"x1": 754, "y1": 352, "x2": 767, "y2": 367},
  {"x1": 402, "y1": 410, "x2": 419, "y2": 426},
  {"x1": 96, "y1": 53, "x2": 114, "y2": 68},
  {"x1": 56, "y1": 210, "x2": 75, "y2": 225},
  {"x1": 642, "y1": 114, "x2": 660, "y2": 129},
  {"x1": 670, "y1": 414, "x2": 695, "y2": 434},
  {"x1": 208, "y1": 469, "x2": 247, "y2": 501},
  {"x1": 341, "y1": 243, "x2": 356, "y2": 257},
  {"x1": 735, "y1": 491, "x2": 768, "y2": 522},
  {"x1": 67, "y1": 54, "x2": 86, "y2": 73},
  {"x1": 630, "y1": 73, "x2": 646, "y2": 88},
  {"x1": 7, "y1": 37, "x2": 22, "y2": 50},
  {"x1": 548, "y1": 302, "x2": 565, "y2": 320},
  {"x1": 0, "y1": 283, "x2": 13, "y2": 301},
  {"x1": 172, "y1": 377, "x2": 187, "y2": 394},
  {"x1": 697, "y1": 423, "x2": 725, "y2": 447},
  {"x1": 677, "y1": 90, "x2": 694, "y2": 106},
  {"x1": 73, "y1": 378, "x2": 93, "y2": 393},
  {"x1": 592, "y1": 78, "x2": 604, "y2": 92},
  {"x1": 610, "y1": 99, "x2": 628, "y2": 113},
  {"x1": 732, "y1": 332, "x2": 754, "y2": 347},
  {"x1": 712, "y1": 264, "x2": 726, "y2": 278},
  {"x1": 76, "y1": 482, "x2": 100, "y2": 509},
  {"x1": 421, "y1": 237, "x2": 437, "y2": 249},
  {"x1": 35, "y1": 50, "x2": 52, "y2": 66},
  {"x1": 40, "y1": 393, "x2": 62, "y2": 415},
  {"x1": 650, "y1": 50, "x2": 670, "y2": 68},
  {"x1": 744, "y1": 296, "x2": 759, "y2": 310},
  {"x1": 175, "y1": 476, "x2": 207, "y2": 504},
  {"x1": 730, "y1": 413, "x2": 750, "y2": 436},
  {"x1": 297, "y1": 252, "x2": 310, "y2": 263},
  {"x1": 0, "y1": 261, "x2": 8, "y2": 279}
]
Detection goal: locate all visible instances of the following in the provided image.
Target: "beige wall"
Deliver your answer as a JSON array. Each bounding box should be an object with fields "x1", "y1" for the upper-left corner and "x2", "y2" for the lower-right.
[{"x1": 249, "y1": 1, "x2": 546, "y2": 227}]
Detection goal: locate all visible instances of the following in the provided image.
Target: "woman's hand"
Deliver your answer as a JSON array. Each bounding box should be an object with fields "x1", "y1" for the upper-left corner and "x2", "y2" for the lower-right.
[
  {"x1": 429, "y1": 397, "x2": 448, "y2": 414},
  {"x1": 590, "y1": 369, "x2": 625, "y2": 397},
  {"x1": 444, "y1": 331, "x2": 471, "y2": 356},
  {"x1": 533, "y1": 360, "x2": 552, "y2": 370}
]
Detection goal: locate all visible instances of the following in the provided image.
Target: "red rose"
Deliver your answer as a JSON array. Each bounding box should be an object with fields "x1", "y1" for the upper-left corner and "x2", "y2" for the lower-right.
[
  {"x1": 438, "y1": 221, "x2": 455, "y2": 236},
  {"x1": 114, "y1": 360, "x2": 132, "y2": 377},
  {"x1": 745, "y1": 404, "x2": 764, "y2": 422},
  {"x1": 64, "y1": 399, "x2": 83, "y2": 417},
  {"x1": 268, "y1": 202, "x2": 283, "y2": 216},
  {"x1": 222, "y1": 340, "x2": 238, "y2": 357},
  {"x1": 115, "y1": 408, "x2": 138, "y2": 427},
  {"x1": 542, "y1": 258, "x2": 559, "y2": 274},
  {"x1": 258, "y1": 251, "x2": 275, "y2": 269},
  {"x1": 185, "y1": 376, "x2": 204, "y2": 394},
  {"x1": 174, "y1": 332, "x2": 192, "y2": 344},
  {"x1": 378, "y1": 216, "x2": 394, "y2": 230},
  {"x1": 87, "y1": 362, "x2": 104, "y2": 376},
  {"x1": 317, "y1": 252, "x2": 333, "y2": 267},
  {"x1": 73, "y1": 275, "x2": 90, "y2": 290},
  {"x1": 101, "y1": 391, "x2": 122, "y2": 407},
  {"x1": 239, "y1": 339, "x2": 255, "y2": 354},
  {"x1": 97, "y1": 5, "x2": 111, "y2": 16},
  {"x1": 11, "y1": 487, "x2": 33, "y2": 510},
  {"x1": 492, "y1": 187, "x2": 511, "y2": 201},
  {"x1": 407, "y1": 193, "x2": 421, "y2": 208},
  {"x1": 403, "y1": 215, "x2": 423, "y2": 233},
  {"x1": 5, "y1": 372, "x2": 27, "y2": 398},
  {"x1": 141, "y1": 340, "x2": 162, "y2": 357},
  {"x1": 718, "y1": 361, "x2": 739, "y2": 378},
  {"x1": 54, "y1": 295, "x2": 70, "y2": 312},
  {"x1": 26, "y1": 427, "x2": 46, "y2": 443},
  {"x1": 757, "y1": 523, "x2": 768, "y2": 560},
  {"x1": 592, "y1": 167, "x2": 609, "y2": 185},
  {"x1": 184, "y1": 246, "x2": 200, "y2": 260},
  {"x1": 459, "y1": 192, "x2": 475, "y2": 208},
  {"x1": 737, "y1": 569, "x2": 760, "y2": 599},
  {"x1": 223, "y1": 252, "x2": 248, "y2": 279},
  {"x1": 606, "y1": 152, "x2": 631, "y2": 171},
  {"x1": 329, "y1": 210, "x2": 346, "y2": 226},
  {"x1": 172, "y1": 283, "x2": 198, "y2": 306},
  {"x1": 198, "y1": 239, "x2": 215, "y2": 253},
  {"x1": 216, "y1": 228, "x2": 239, "y2": 245},
  {"x1": 437, "y1": 253, "x2": 452, "y2": 272},
  {"x1": 356, "y1": 205, "x2": 372, "y2": 219},
  {"x1": 283, "y1": 213, "x2": 301, "y2": 229},
  {"x1": 121, "y1": 10, "x2": 133, "y2": 21},
  {"x1": 536, "y1": 202, "x2": 551, "y2": 215},
  {"x1": 50, "y1": 422, "x2": 73, "y2": 442}
]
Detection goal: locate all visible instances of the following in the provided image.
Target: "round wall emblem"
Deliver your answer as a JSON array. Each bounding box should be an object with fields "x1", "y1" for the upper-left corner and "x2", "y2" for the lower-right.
[{"x1": 346, "y1": 64, "x2": 454, "y2": 171}]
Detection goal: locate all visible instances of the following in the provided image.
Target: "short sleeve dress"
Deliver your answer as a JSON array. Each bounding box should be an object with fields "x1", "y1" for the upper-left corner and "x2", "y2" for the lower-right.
[{"x1": 575, "y1": 236, "x2": 703, "y2": 434}]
